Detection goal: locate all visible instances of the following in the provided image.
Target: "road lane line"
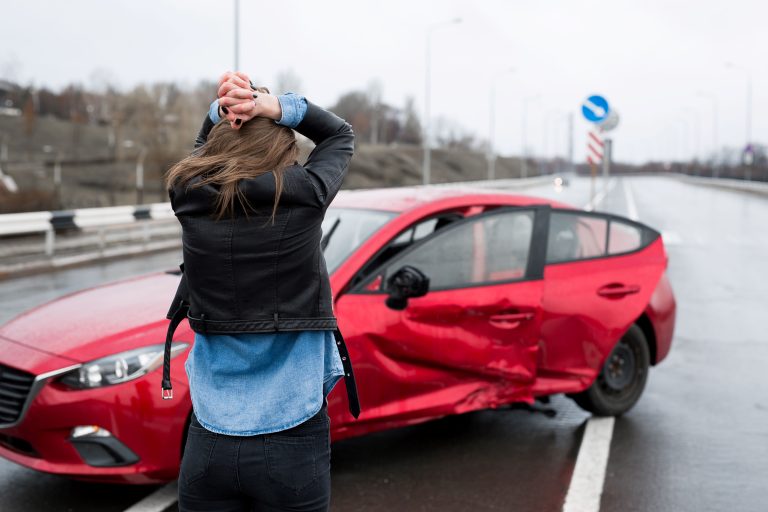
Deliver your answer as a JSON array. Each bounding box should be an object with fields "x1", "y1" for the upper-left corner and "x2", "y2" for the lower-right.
[
  {"x1": 562, "y1": 416, "x2": 615, "y2": 512},
  {"x1": 622, "y1": 179, "x2": 639, "y2": 220},
  {"x1": 122, "y1": 482, "x2": 178, "y2": 512},
  {"x1": 583, "y1": 178, "x2": 616, "y2": 211}
]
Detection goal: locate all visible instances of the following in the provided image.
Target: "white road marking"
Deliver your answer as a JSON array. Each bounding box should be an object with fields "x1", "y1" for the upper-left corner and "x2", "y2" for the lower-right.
[
  {"x1": 622, "y1": 179, "x2": 639, "y2": 220},
  {"x1": 122, "y1": 482, "x2": 178, "y2": 512},
  {"x1": 562, "y1": 416, "x2": 616, "y2": 512},
  {"x1": 583, "y1": 178, "x2": 616, "y2": 211}
]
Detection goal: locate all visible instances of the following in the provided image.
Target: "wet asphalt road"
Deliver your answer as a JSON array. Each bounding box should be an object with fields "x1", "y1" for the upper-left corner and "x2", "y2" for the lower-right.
[{"x1": 1, "y1": 175, "x2": 766, "y2": 512}]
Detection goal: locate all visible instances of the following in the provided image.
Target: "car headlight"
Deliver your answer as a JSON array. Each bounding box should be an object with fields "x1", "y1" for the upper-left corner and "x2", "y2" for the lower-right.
[{"x1": 58, "y1": 343, "x2": 189, "y2": 389}]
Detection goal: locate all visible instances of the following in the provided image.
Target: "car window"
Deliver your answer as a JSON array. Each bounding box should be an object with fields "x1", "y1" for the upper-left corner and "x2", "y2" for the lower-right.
[
  {"x1": 351, "y1": 213, "x2": 462, "y2": 288},
  {"x1": 381, "y1": 210, "x2": 535, "y2": 291},
  {"x1": 546, "y1": 212, "x2": 607, "y2": 263},
  {"x1": 608, "y1": 220, "x2": 643, "y2": 254},
  {"x1": 391, "y1": 215, "x2": 459, "y2": 246},
  {"x1": 321, "y1": 208, "x2": 396, "y2": 272}
]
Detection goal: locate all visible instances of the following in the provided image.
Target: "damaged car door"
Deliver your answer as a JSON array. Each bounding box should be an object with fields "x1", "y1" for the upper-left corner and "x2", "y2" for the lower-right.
[{"x1": 335, "y1": 206, "x2": 550, "y2": 422}]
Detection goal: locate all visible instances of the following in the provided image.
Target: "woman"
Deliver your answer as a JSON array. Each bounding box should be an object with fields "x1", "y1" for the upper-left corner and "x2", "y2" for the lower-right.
[{"x1": 163, "y1": 71, "x2": 359, "y2": 512}]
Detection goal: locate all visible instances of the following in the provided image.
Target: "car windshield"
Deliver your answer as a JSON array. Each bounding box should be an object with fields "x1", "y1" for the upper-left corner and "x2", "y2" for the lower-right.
[{"x1": 322, "y1": 208, "x2": 396, "y2": 272}]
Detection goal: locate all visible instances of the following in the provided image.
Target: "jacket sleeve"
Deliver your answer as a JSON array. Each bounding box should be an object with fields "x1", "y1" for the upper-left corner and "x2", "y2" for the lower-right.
[
  {"x1": 194, "y1": 114, "x2": 216, "y2": 149},
  {"x1": 293, "y1": 101, "x2": 355, "y2": 208}
]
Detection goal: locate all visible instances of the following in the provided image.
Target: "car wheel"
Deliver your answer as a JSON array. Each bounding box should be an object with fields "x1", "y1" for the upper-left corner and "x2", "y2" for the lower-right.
[{"x1": 570, "y1": 324, "x2": 650, "y2": 416}]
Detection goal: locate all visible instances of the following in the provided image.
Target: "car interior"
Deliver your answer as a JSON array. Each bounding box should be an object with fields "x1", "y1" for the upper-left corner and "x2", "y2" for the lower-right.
[{"x1": 350, "y1": 212, "x2": 464, "y2": 289}]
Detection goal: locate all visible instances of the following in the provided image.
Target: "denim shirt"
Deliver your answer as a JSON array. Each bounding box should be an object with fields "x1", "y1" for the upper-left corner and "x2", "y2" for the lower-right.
[
  {"x1": 208, "y1": 92, "x2": 307, "y2": 128},
  {"x1": 186, "y1": 93, "x2": 344, "y2": 436}
]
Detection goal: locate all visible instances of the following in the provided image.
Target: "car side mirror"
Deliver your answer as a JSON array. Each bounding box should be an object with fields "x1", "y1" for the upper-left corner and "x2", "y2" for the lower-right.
[{"x1": 385, "y1": 265, "x2": 430, "y2": 311}]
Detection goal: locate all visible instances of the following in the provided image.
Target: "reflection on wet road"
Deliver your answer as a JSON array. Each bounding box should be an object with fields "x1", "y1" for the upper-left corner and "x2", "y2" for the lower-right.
[{"x1": 0, "y1": 175, "x2": 766, "y2": 512}]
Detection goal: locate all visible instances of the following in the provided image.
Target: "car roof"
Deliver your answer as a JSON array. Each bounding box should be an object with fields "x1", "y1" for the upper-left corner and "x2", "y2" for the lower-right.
[{"x1": 330, "y1": 185, "x2": 569, "y2": 213}]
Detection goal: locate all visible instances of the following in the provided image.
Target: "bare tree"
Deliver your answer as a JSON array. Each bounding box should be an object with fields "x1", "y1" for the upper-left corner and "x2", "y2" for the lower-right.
[{"x1": 398, "y1": 96, "x2": 422, "y2": 145}]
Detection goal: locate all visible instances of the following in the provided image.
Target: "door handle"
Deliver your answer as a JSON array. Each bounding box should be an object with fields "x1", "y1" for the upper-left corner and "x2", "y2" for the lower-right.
[
  {"x1": 597, "y1": 283, "x2": 641, "y2": 298},
  {"x1": 488, "y1": 312, "x2": 534, "y2": 329}
]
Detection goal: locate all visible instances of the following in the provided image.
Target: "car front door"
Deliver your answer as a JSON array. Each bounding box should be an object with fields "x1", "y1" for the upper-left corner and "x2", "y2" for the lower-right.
[
  {"x1": 335, "y1": 206, "x2": 549, "y2": 421},
  {"x1": 536, "y1": 210, "x2": 667, "y2": 393}
]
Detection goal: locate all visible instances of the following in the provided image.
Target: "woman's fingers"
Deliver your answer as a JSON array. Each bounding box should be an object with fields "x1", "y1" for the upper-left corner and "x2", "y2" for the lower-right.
[
  {"x1": 232, "y1": 71, "x2": 251, "y2": 85},
  {"x1": 217, "y1": 71, "x2": 234, "y2": 89},
  {"x1": 218, "y1": 95, "x2": 253, "y2": 107},
  {"x1": 217, "y1": 79, "x2": 251, "y2": 99},
  {"x1": 227, "y1": 101, "x2": 255, "y2": 115},
  {"x1": 222, "y1": 87, "x2": 254, "y2": 100},
  {"x1": 224, "y1": 74, "x2": 250, "y2": 91},
  {"x1": 217, "y1": 81, "x2": 240, "y2": 99}
]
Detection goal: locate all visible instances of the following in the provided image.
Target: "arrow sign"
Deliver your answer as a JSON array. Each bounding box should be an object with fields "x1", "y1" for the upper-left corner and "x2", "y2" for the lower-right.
[{"x1": 582, "y1": 95, "x2": 610, "y2": 123}]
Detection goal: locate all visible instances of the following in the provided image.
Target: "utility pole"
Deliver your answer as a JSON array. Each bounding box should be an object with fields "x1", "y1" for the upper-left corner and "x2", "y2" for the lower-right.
[
  {"x1": 725, "y1": 62, "x2": 753, "y2": 165},
  {"x1": 602, "y1": 138, "x2": 612, "y2": 187}
]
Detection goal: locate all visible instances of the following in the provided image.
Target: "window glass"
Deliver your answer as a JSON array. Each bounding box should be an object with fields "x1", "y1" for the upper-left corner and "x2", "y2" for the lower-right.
[
  {"x1": 547, "y1": 212, "x2": 607, "y2": 263},
  {"x1": 321, "y1": 208, "x2": 396, "y2": 272},
  {"x1": 481, "y1": 211, "x2": 533, "y2": 282},
  {"x1": 413, "y1": 218, "x2": 438, "y2": 240},
  {"x1": 608, "y1": 220, "x2": 643, "y2": 254},
  {"x1": 383, "y1": 210, "x2": 534, "y2": 290}
]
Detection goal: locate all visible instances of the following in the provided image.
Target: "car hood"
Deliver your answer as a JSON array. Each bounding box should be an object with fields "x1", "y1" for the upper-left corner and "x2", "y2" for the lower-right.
[{"x1": 0, "y1": 272, "x2": 182, "y2": 363}]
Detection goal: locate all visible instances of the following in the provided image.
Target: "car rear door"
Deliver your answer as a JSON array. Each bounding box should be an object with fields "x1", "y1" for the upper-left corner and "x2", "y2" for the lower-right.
[
  {"x1": 335, "y1": 206, "x2": 549, "y2": 421},
  {"x1": 536, "y1": 209, "x2": 667, "y2": 393}
]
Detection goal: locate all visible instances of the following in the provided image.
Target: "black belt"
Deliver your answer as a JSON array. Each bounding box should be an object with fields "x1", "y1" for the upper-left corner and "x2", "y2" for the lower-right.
[
  {"x1": 333, "y1": 327, "x2": 361, "y2": 418},
  {"x1": 161, "y1": 303, "x2": 361, "y2": 419}
]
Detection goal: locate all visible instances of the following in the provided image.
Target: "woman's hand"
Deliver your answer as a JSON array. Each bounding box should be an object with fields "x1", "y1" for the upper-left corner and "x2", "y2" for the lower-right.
[{"x1": 216, "y1": 72, "x2": 282, "y2": 129}]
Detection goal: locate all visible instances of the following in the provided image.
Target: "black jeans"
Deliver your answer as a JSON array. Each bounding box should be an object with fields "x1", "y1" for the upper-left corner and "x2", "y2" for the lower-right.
[{"x1": 178, "y1": 403, "x2": 331, "y2": 512}]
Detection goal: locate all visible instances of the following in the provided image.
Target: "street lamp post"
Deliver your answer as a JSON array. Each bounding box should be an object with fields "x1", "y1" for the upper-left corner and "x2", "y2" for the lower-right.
[
  {"x1": 725, "y1": 62, "x2": 753, "y2": 156},
  {"x1": 487, "y1": 67, "x2": 515, "y2": 181},
  {"x1": 521, "y1": 95, "x2": 541, "y2": 179},
  {"x1": 422, "y1": 18, "x2": 462, "y2": 186}
]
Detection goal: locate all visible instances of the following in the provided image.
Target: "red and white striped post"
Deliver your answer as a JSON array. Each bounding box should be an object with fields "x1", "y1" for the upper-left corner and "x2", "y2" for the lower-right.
[{"x1": 587, "y1": 130, "x2": 604, "y2": 206}]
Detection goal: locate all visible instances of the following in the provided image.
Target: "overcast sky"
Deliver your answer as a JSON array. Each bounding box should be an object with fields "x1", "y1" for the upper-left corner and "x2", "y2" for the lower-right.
[{"x1": 1, "y1": 0, "x2": 764, "y2": 164}]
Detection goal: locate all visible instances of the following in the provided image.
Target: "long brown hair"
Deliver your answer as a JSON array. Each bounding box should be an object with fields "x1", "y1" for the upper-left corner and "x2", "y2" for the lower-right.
[{"x1": 165, "y1": 90, "x2": 298, "y2": 221}]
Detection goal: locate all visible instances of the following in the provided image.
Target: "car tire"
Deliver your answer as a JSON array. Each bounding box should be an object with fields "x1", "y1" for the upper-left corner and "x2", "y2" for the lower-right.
[{"x1": 570, "y1": 324, "x2": 650, "y2": 416}]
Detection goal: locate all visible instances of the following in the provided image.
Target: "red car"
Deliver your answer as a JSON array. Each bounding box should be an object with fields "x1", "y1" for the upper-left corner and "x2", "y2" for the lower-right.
[{"x1": 0, "y1": 187, "x2": 676, "y2": 484}]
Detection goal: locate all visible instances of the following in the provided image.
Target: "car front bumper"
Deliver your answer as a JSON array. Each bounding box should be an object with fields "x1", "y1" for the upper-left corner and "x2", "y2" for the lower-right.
[{"x1": 0, "y1": 365, "x2": 191, "y2": 485}]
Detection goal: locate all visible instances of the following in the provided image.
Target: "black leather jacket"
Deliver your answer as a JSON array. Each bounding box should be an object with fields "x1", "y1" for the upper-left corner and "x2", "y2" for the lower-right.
[{"x1": 167, "y1": 100, "x2": 354, "y2": 334}]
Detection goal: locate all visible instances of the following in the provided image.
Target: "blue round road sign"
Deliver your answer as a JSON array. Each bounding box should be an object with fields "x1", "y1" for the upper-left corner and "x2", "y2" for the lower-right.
[{"x1": 582, "y1": 95, "x2": 610, "y2": 123}]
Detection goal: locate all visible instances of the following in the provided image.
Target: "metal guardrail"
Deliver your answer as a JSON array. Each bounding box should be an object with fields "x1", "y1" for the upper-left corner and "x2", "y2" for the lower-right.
[
  {"x1": 675, "y1": 174, "x2": 768, "y2": 195},
  {"x1": 0, "y1": 203, "x2": 175, "y2": 257}
]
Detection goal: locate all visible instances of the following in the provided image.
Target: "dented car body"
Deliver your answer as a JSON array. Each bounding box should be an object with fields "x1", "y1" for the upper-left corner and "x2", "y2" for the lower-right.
[{"x1": 0, "y1": 187, "x2": 675, "y2": 483}]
